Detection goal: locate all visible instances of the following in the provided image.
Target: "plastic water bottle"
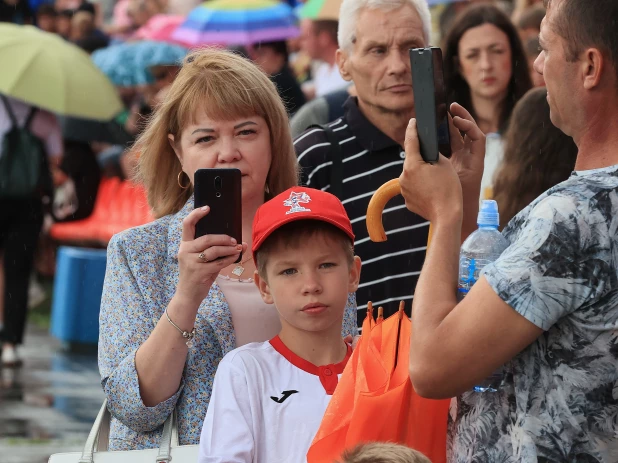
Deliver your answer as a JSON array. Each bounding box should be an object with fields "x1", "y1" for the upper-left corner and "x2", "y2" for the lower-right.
[{"x1": 457, "y1": 200, "x2": 509, "y2": 392}]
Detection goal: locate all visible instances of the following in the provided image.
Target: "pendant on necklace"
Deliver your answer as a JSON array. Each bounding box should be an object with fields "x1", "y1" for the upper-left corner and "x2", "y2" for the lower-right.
[{"x1": 231, "y1": 264, "x2": 245, "y2": 277}]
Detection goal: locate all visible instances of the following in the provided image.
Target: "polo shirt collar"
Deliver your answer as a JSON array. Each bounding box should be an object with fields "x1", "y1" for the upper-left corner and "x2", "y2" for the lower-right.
[{"x1": 344, "y1": 97, "x2": 401, "y2": 153}]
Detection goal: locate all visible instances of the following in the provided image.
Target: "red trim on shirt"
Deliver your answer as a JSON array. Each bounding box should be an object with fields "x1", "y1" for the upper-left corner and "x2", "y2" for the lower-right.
[{"x1": 269, "y1": 336, "x2": 352, "y2": 395}]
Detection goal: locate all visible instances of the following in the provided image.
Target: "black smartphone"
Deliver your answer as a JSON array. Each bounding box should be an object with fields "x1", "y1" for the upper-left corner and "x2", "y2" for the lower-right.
[
  {"x1": 410, "y1": 47, "x2": 451, "y2": 163},
  {"x1": 194, "y1": 168, "x2": 242, "y2": 263}
]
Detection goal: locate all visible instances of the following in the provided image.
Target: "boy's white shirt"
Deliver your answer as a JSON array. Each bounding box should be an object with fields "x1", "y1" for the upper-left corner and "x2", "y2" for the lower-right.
[{"x1": 198, "y1": 336, "x2": 351, "y2": 463}]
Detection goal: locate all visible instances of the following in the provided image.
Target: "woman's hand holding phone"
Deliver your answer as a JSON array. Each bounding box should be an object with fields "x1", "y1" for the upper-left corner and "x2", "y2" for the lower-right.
[{"x1": 175, "y1": 206, "x2": 247, "y2": 308}]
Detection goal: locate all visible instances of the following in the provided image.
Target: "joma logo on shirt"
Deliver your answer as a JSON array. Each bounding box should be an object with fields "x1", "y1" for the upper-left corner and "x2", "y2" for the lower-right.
[{"x1": 270, "y1": 390, "x2": 299, "y2": 403}]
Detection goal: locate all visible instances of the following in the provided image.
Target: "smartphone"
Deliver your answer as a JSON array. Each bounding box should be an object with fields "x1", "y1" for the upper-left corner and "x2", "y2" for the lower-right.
[
  {"x1": 410, "y1": 47, "x2": 451, "y2": 163},
  {"x1": 194, "y1": 168, "x2": 242, "y2": 263}
]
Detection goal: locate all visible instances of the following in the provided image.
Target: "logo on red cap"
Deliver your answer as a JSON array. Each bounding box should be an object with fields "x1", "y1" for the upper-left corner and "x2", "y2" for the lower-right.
[
  {"x1": 252, "y1": 187, "x2": 355, "y2": 260},
  {"x1": 283, "y1": 191, "x2": 312, "y2": 214}
]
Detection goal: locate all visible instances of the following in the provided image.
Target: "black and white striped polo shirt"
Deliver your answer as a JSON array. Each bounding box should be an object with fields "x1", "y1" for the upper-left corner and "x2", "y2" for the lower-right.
[{"x1": 294, "y1": 97, "x2": 430, "y2": 326}]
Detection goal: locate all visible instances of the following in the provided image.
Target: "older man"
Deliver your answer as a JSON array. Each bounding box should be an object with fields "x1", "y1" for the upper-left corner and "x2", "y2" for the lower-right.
[
  {"x1": 295, "y1": 0, "x2": 433, "y2": 324},
  {"x1": 401, "y1": 0, "x2": 618, "y2": 461}
]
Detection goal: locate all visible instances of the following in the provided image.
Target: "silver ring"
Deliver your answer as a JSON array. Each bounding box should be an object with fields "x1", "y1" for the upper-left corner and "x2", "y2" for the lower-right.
[{"x1": 198, "y1": 252, "x2": 209, "y2": 263}]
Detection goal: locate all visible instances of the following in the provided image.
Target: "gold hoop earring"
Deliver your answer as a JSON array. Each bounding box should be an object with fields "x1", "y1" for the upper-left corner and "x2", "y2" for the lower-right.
[{"x1": 177, "y1": 171, "x2": 190, "y2": 190}]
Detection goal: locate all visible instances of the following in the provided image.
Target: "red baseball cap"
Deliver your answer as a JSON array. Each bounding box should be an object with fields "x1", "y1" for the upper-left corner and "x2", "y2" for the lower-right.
[{"x1": 252, "y1": 187, "x2": 355, "y2": 259}]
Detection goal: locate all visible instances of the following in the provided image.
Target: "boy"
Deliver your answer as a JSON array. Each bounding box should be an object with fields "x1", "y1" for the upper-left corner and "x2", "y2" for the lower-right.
[{"x1": 198, "y1": 187, "x2": 362, "y2": 463}]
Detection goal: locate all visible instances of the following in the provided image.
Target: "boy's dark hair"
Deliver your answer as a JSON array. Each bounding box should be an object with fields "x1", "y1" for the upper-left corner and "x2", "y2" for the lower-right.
[
  {"x1": 443, "y1": 4, "x2": 533, "y2": 133},
  {"x1": 339, "y1": 442, "x2": 431, "y2": 463},
  {"x1": 37, "y1": 4, "x2": 57, "y2": 17},
  {"x1": 313, "y1": 20, "x2": 338, "y2": 44},
  {"x1": 493, "y1": 87, "x2": 578, "y2": 229},
  {"x1": 517, "y1": 4, "x2": 545, "y2": 32},
  {"x1": 255, "y1": 220, "x2": 354, "y2": 278},
  {"x1": 547, "y1": 0, "x2": 618, "y2": 80}
]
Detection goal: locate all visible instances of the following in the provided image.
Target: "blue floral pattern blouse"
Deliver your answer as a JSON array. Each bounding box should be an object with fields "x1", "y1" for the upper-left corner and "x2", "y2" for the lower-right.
[{"x1": 98, "y1": 197, "x2": 358, "y2": 451}]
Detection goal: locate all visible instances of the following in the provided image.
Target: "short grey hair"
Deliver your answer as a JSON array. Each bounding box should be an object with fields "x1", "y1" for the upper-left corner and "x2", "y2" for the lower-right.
[{"x1": 338, "y1": 0, "x2": 432, "y2": 51}]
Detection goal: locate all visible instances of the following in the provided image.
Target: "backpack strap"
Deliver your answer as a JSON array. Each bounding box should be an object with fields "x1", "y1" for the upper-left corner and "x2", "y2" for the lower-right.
[
  {"x1": 25, "y1": 107, "x2": 37, "y2": 129},
  {"x1": 324, "y1": 89, "x2": 350, "y2": 123},
  {"x1": 1, "y1": 94, "x2": 18, "y2": 129},
  {"x1": 306, "y1": 123, "x2": 344, "y2": 198},
  {"x1": 0, "y1": 95, "x2": 37, "y2": 129}
]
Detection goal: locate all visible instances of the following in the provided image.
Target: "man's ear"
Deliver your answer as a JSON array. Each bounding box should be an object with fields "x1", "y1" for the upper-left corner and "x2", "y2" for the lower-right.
[
  {"x1": 582, "y1": 47, "x2": 604, "y2": 90},
  {"x1": 254, "y1": 270, "x2": 274, "y2": 304},
  {"x1": 347, "y1": 256, "x2": 362, "y2": 293},
  {"x1": 337, "y1": 49, "x2": 353, "y2": 82}
]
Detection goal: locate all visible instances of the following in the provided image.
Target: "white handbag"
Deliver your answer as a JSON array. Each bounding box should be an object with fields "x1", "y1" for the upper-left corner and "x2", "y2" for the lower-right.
[{"x1": 48, "y1": 399, "x2": 199, "y2": 463}]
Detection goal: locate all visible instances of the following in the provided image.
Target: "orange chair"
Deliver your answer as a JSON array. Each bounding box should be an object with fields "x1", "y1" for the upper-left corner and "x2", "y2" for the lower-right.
[
  {"x1": 50, "y1": 178, "x2": 154, "y2": 245},
  {"x1": 96, "y1": 182, "x2": 154, "y2": 243}
]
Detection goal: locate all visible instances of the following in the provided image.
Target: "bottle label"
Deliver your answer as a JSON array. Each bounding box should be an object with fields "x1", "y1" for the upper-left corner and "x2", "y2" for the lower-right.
[{"x1": 457, "y1": 257, "x2": 478, "y2": 297}]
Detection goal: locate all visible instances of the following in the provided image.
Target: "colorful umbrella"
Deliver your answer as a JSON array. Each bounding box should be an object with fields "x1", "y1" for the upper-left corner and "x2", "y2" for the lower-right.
[
  {"x1": 132, "y1": 14, "x2": 187, "y2": 45},
  {"x1": 171, "y1": 0, "x2": 300, "y2": 47},
  {"x1": 298, "y1": 0, "x2": 342, "y2": 21},
  {"x1": 307, "y1": 302, "x2": 450, "y2": 463},
  {"x1": 0, "y1": 24, "x2": 122, "y2": 121},
  {"x1": 91, "y1": 41, "x2": 188, "y2": 87}
]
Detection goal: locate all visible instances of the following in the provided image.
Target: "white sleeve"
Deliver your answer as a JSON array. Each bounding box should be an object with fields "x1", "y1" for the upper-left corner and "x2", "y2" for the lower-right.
[{"x1": 198, "y1": 356, "x2": 255, "y2": 463}]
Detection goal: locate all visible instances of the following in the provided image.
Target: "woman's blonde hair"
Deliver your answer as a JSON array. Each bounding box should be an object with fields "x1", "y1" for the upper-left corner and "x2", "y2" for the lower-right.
[{"x1": 135, "y1": 48, "x2": 299, "y2": 218}]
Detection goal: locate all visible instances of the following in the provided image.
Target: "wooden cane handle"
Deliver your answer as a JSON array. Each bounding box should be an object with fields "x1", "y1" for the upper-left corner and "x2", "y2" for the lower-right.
[{"x1": 366, "y1": 179, "x2": 401, "y2": 242}]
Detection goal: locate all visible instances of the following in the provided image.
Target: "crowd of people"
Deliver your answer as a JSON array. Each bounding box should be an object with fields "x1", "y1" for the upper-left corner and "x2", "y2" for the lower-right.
[{"x1": 2, "y1": 0, "x2": 618, "y2": 461}]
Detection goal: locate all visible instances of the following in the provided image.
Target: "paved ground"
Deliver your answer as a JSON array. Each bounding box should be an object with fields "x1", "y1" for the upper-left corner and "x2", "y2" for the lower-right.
[{"x1": 0, "y1": 325, "x2": 103, "y2": 463}]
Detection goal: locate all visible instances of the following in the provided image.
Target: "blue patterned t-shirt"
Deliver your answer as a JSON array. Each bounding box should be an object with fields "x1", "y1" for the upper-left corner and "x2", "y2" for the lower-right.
[{"x1": 448, "y1": 166, "x2": 618, "y2": 463}]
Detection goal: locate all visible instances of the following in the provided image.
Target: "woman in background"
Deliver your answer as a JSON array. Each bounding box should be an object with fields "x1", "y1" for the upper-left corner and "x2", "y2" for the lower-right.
[{"x1": 443, "y1": 4, "x2": 532, "y2": 199}]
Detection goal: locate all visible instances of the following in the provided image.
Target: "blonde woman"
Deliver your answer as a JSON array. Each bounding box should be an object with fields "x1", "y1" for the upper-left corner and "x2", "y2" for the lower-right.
[{"x1": 98, "y1": 49, "x2": 359, "y2": 450}]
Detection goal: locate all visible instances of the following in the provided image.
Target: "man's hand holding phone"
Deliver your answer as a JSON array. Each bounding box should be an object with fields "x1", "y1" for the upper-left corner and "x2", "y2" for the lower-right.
[{"x1": 398, "y1": 103, "x2": 485, "y2": 228}]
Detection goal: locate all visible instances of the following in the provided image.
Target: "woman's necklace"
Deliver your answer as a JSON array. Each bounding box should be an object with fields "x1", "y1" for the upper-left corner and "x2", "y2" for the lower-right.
[{"x1": 231, "y1": 254, "x2": 255, "y2": 278}]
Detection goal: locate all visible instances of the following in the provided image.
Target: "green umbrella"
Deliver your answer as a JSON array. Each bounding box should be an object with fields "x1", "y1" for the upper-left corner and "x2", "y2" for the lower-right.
[
  {"x1": 298, "y1": 0, "x2": 342, "y2": 20},
  {"x1": 0, "y1": 24, "x2": 123, "y2": 121}
]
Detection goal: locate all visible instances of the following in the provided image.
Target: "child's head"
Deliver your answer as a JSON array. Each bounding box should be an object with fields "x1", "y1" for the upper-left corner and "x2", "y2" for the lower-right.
[
  {"x1": 36, "y1": 4, "x2": 57, "y2": 33},
  {"x1": 70, "y1": 10, "x2": 95, "y2": 41},
  {"x1": 339, "y1": 442, "x2": 432, "y2": 463},
  {"x1": 56, "y1": 9, "x2": 73, "y2": 38},
  {"x1": 252, "y1": 188, "x2": 361, "y2": 334}
]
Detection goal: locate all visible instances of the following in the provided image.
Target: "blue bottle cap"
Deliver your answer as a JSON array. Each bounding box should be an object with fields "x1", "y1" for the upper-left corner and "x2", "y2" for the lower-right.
[{"x1": 477, "y1": 200, "x2": 499, "y2": 227}]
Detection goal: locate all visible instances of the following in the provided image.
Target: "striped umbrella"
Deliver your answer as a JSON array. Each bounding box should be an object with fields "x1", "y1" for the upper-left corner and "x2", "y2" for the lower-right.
[{"x1": 171, "y1": 0, "x2": 300, "y2": 47}]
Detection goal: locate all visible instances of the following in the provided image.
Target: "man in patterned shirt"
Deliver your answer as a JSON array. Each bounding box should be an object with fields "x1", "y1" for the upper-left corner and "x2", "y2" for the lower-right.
[{"x1": 399, "y1": 0, "x2": 618, "y2": 462}]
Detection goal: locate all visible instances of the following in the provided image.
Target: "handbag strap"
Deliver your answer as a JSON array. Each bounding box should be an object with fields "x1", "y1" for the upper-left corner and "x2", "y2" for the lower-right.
[
  {"x1": 306, "y1": 123, "x2": 344, "y2": 198},
  {"x1": 156, "y1": 409, "x2": 179, "y2": 462},
  {"x1": 78, "y1": 399, "x2": 111, "y2": 463},
  {"x1": 79, "y1": 399, "x2": 179, "y2": 463}
]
